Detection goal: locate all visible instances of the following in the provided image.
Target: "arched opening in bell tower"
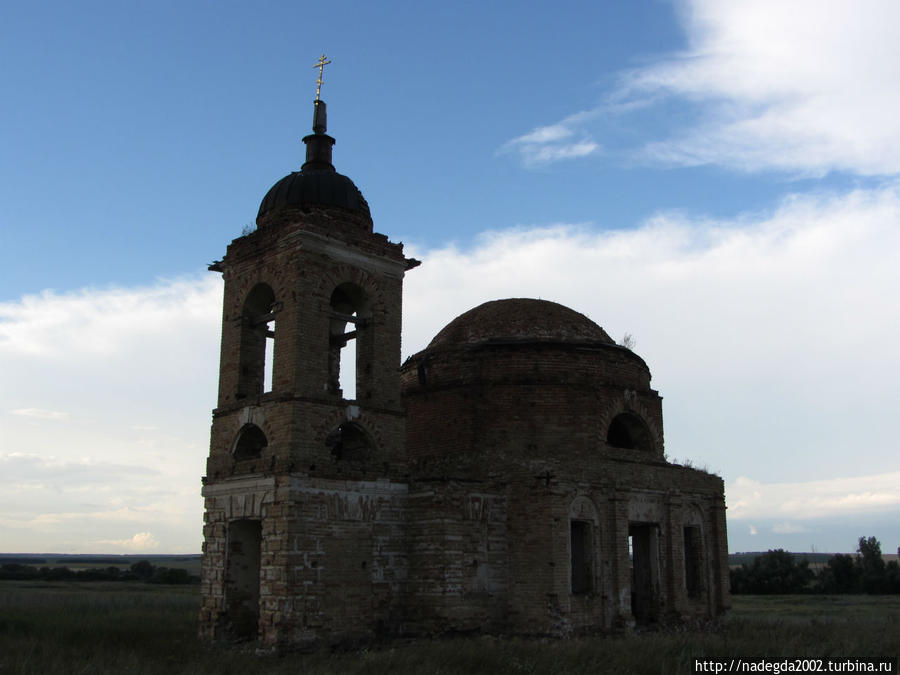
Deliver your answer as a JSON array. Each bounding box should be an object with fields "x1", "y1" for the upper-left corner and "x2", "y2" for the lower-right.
[
  {"x1": 328, "y1": 283, "x2": 369, "y2": 400},
  {"x1": 238, "y1": 283, "x2": 277, "y2": 399},
  {"x1": 232, "y1": 423, "x2": 268, "y2": 461},
  {"x1": 325, "y1": 421, "x2": 374, "y2": 461}
]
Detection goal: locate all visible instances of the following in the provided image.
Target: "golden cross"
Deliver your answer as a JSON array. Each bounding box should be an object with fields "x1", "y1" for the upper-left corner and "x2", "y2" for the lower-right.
[{"x1": 313, "y1": 54, "x2": 332, "y2": 101}]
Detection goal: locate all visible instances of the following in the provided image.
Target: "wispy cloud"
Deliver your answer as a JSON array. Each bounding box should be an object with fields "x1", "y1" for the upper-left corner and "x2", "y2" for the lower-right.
[
  {"x1": 728, "y1": 472, "x2": 900, "y2": 520},
  {"x1": 10, "y1": 408, "x2": 70, "y2": 420},
  {"x1": 772, "y1": 522, "x2": 811, "y2": 535},
  {"x1": 501, "y1": 1, "x2": 900, "y2": 177},
  {"x1": 18, "y1": 508, "x2": 154, "y2": 527},
  {"x1": 499, "y1": 110, "x2": 601, "y2": 167},
  {"x1": 621, "y1": 0, "x2": 900, "y2": 175},
  {"x1": 0, "y1": 453, "x2": 160, "y2": 485}
]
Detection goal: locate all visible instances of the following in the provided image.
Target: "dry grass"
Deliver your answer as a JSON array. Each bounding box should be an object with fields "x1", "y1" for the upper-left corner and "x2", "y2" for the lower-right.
[{"x1": 1, "y1": 581, "x2": 897, "y2": 674}]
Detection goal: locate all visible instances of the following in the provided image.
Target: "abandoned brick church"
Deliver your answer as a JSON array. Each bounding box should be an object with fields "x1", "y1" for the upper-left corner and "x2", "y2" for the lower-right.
[{"x1": 198, "y1": 90, "x2": 730, "y2": 647}]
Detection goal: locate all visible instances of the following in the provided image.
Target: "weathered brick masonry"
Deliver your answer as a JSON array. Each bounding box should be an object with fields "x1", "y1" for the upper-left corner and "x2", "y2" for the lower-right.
[{"x1": 199, "y1": 98, "x2": 730, "y2": 649}]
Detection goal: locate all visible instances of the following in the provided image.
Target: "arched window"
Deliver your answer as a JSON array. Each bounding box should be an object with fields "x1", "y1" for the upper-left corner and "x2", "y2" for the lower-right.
[
  {"x1": 325, "y1": 422, "x2": 372, "y2": 462},
  {"x1": 233, "y1": 424, "x2": 267, "y2": 461},
  {"x1": 328, "y1": 283, "x2": 368, "y2": 400},
  {"x1": 606, "y1": 412, "x2": 654, "y2": 452},
  {"x1": 237, "y1": 284, "x2": 277, "y2": 399}
]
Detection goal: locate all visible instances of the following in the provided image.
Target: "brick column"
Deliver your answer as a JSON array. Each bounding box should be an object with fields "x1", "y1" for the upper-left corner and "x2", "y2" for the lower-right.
[
  {"x1": 608, "y1": 492, "x2": 632, "y2": 623},
  {"x1": 665, "y1": 494, "x2": 687, "y2": 616},
  {"x1": 711, "y1": 498, "x2": 731, "y2": 612}
]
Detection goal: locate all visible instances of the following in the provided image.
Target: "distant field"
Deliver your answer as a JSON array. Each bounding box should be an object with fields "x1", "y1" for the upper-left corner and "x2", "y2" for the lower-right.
[
  {"x1": 7, "y1": 551, "x2": 892, "y2": 576},
  {"x1": 0, "y1": 581, "x2": 897, "y2": 675},
  {"x1": 728, "y1": 551, "x2": 899, "y2": 572},
  {"x1": 0, "y1": 553, "x2": 202, "y2": 575}
]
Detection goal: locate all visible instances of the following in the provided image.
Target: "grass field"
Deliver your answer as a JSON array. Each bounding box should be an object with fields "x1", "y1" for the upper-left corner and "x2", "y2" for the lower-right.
[{"x1": 1, "y1": 581, "x2": 897, "y2": 674}]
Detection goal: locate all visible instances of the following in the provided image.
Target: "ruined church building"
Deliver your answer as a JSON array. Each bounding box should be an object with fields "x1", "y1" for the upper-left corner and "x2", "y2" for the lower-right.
[{"x1": 199, "y1": 71, "x2": 730, "y2": 648}]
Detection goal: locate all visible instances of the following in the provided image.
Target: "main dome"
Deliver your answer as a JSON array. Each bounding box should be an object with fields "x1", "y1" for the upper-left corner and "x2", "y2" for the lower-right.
[{"x1": 427, "y1": 298, "x2": 615, "y2": 349}]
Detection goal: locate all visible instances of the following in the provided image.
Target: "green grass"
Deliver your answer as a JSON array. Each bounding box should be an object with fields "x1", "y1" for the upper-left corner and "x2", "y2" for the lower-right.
[{"x1": 1, "y1": 582, "x2": 897, "y2": 674}]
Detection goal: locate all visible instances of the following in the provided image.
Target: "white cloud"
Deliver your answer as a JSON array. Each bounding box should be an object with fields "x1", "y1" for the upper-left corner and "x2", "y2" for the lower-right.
[
  {"x1": 25, "y1": 508, "x2": 152, "y2": 527},
  {"x1": 0, "y1": 452, "x2": 159, "y2": 484},
  {"x1": 502, "y1": 1, "x2": 900, "y2": 176},
  {"x1": 499, "y1": 110, "x2": 601, "y2": 167},
  {"x1": 0, "y1": 276, "x2": 221, "y2": 359},
  {"x1": 515, "y1": 124, "x2": 574, "y2": 145},
  {"x1": 2, "y1": 183, "x2": 900, "y2": 552},
  {"x1": 0, "y1": 275, "x2": 222, "y2": 437},
  {"x1": 728, "y1": 472, "x2": 900, "y2": 520},
  {"x1": 11, "y1": 408, "x2": 70, "y2": 420},
  {"x1": 772, "y1": 522, "x2": 810, "y2": 535},
  {"x1": 0, "y1": 276, "x2": 220, "y2": 552},
  {"x1": 96, "y1": 532, "x2": 160, "y2": 552},
  {"x1": 623, "y1": 0, "x2": 900, "y2": 175},
  {"x1": 525, "y1": 140, "x2": 599, "y2": 165}
]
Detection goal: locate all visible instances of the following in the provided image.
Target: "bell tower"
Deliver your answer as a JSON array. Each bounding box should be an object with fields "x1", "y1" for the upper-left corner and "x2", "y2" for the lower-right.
[{"x1": 199, "y1": 58, "x2": 418, "y2": 647}]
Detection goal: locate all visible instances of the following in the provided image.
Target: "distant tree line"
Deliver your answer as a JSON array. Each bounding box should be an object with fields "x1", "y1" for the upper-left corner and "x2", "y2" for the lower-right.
[
  {"x1": 731, "y1": 536, "x2": 900, "y2": 594},
  {"x1": 0, "y1": 559, "x2": 199, "y2": 584}
]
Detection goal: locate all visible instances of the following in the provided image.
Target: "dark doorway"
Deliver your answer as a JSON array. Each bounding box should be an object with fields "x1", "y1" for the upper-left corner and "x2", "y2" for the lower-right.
[
  {"x1": 224, "y1": 519, "x2": 261, "y2": 641},
  {"x1": 629, "y1": 523, "x2": 658, "y2": 624},
  {"x1": 570, "y1": 520, "x2": 592, "y2": 594}
]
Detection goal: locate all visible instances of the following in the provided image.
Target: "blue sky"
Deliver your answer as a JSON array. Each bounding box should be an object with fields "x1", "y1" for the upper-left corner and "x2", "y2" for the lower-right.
[{"x1": 1, "y1": 0, "x2": 899, "y2": 555}]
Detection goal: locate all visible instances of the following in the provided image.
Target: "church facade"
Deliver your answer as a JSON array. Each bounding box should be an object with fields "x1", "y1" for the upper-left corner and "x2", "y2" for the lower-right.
[{"x1": 198, "y1": 94, "x2": 730, "y2": 649}]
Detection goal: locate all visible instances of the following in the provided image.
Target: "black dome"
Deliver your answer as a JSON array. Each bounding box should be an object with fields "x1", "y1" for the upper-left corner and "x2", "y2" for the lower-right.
[{"x1": 257, "y1": 169, "x2": 370, "y2": 223}]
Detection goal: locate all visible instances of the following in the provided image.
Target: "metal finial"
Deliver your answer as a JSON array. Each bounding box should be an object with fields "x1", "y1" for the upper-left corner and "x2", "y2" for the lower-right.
[{"x1": 314, "y1": 54, "x2": 332, "y2": 101}]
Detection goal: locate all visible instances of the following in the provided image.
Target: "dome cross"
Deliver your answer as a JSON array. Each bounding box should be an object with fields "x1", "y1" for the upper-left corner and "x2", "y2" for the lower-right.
[{"x1": 313, "y1": 54, "x2": 332, "y2": 101}]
